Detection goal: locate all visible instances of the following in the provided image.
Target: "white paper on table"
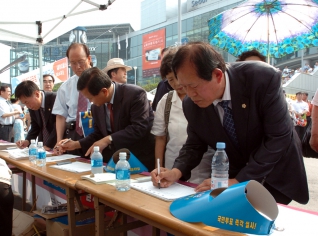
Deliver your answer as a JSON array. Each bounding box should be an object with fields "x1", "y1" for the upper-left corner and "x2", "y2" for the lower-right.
[
  {"x1": 49, "y1": 161, "x2": 91, "y2": 173},
  {"x1": 46, "y1": 154, "x2": 80, "y2": 163}
]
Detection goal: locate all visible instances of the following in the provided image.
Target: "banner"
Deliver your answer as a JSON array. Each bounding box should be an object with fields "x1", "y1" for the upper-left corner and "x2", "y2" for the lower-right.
[
  {"x1": 11, "y1": 57, "x2": 68, "y2": 93},
  {"x1": 142, "y1": 29, "x2": 165, "y2": 78}
]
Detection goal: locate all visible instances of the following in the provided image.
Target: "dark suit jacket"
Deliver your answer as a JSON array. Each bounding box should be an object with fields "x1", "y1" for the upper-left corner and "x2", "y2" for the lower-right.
[
  {"x1": 79, "y1": 83, "x2": 155, "y2": 171},
  {"x1": 152, "y1": 79, "x2": 173, "y2": 111},
  {"x1": 25, "y1": 91, "x2": 57, "y2": 148},
  {"x1": 173, "y1": 61, "x2": 309, "y2": 204}
]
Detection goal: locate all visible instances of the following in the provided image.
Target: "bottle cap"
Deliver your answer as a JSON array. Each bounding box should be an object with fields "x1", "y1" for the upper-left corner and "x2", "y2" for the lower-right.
[
  {"x1": 38, "y1": 141, "x2": 43, "y2": 147},
  {"x1": 119, "y1": 152, "x2": 127, "y2": 159},
  {"x1": 216, "y1": 142, "x2": 225, "y2": 149},
  {"x1": 31, "y1": 139, "x2": 36, "y2": 144},
  {"x1": 93, "y1": 146, "x2": 99, "y2": 152}
]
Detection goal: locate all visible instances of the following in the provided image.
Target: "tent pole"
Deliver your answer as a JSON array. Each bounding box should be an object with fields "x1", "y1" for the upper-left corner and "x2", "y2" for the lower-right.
[
  {"x1": 39, "y1": 44, "x2": 43, "y2": 90},
  {"x1": 267, "y1": 11, "x2": 270, "y2": 63}
]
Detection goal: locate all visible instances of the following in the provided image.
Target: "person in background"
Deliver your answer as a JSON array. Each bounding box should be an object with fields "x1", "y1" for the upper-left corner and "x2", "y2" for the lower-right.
[
  {"x1": 302, "y1": 92, "x2": 313, "y2": 126},
  {"x1": 15, "y1": 81, "x2": 57, "y2": 150},
  {"x1": 103, "y1": 58, "x2": 132, "y2": 84},
  {"x1": 151, "y1": 47, "x2": 176, "y2": 112},
  {"x1": 310, "y1": 89, "x2": 318, "y2": 151},
  {"x1": 151, "y1": 49, "x2": 212, "y2": 184},
  {"x1": 236, "y1": 49, "x2": 266, "y2": 62},
  {"x1": 43, "y1": 74, "x2": 55, "y2": 92},
  {"x1": 151, "y1": 42, "x2": 308, "y2": 205},
  {"x1": 0, "y1": 158, "x2": 14, "y2": 236},
  {"x1": 0, "y1": 86, "x2": 21, "y2": 142},
  {"x1": 52, "y1": 43, "x2": 91, "y2": 156},
  {"x1": 10, "y1": 98, "x2": 24, "y2": 142},
  {"x1": 57, "y1": 67, "x2": 155, "y2": 170},
  {"x1": 291, "y1": 92, "x2": 309, "y2": 140}
]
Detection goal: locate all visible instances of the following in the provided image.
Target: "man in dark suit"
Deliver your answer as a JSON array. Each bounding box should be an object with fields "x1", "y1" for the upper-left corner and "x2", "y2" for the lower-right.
[
  {"x1": 15, "y1": 81, "x2": 57, "y2": 150},
  {"x1": 151, "y1": 42, "x2": 309, "y2": 205},
  {"x1": 59, "y1": 67, "x2": 155, "y2": 171}
]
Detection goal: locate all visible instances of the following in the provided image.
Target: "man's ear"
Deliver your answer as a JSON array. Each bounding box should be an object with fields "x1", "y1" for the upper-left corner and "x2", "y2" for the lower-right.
[
  {"x1": 34, "y1": 90, "x2": 41, "y2": 98},
  {"x1": 100, "y1": 88, "x2": 108, "y2": 97},
  {"x1": 212, "y1": 68, "x2": 223, "y2": 83}
]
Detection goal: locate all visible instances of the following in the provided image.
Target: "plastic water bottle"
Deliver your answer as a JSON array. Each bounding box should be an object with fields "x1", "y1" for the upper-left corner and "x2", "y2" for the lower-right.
[
  {"x1": 29, "y1": 139, "x2": 37, "y2": 165},
  {"x1": 36, "y1": 142, "x2": 46, "y2": 167},
  {"x1": 91, "y1": 146, "x2": 103, "y2": 174},
  {"x1": 115, "y1": 152, "x2": 131, "y2": 191},
  {"x1": 211, "y1": 142, "x2": 229, "y2": 190}
]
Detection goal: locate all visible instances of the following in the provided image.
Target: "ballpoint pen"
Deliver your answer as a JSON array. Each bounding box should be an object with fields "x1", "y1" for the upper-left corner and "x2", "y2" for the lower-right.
[
  {"x1": 61, "y1": 138, "x2": 72, "y2": 145},
  {"x1": 54, "y1": 138, "x2": 72, "y2": 149},
  {"x1": 157, "y1": 158, "x2": 161, "y2": 189}
]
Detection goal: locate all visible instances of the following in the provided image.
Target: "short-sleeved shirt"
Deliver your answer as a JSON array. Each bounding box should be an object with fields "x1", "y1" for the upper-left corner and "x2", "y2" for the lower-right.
[
  {"x1": 312, "y1": 89, "x2": 318, "y2": 106},
  {"x1": 0, "y1": 97, "x2": 14, "y2": 125},
  {"x1": 52, "y1": 74, "x2": 90, "y2": 122}
]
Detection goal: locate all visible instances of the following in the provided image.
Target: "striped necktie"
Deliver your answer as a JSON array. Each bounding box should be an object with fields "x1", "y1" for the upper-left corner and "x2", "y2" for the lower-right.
[
  {"x1": 218, "y1": 100, "x2": 239, "y2": 147},
  {"x1": 76, "y1": 92, "x2": 87, "y2": 136},
  {"x1": 39, "y1": 108, "x2": 50, "y2": 145}
]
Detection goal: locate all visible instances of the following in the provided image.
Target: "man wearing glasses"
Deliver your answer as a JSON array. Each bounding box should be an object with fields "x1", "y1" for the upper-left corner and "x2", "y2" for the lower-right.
[
  {"x1": 52, "y1": 43, "x2": 91, "y2": 156},
  {"x1": 43, "y1": 74, "x2": 55, "y2": 92}
]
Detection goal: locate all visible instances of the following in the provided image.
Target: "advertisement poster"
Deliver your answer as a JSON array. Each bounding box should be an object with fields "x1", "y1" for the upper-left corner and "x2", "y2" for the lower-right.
[
  {"x1": 142, "y1": 29, "x2": 165, "y2": 78},
  {"x1": 11, "y1": 57, "x2": 68, "y2": 93}
]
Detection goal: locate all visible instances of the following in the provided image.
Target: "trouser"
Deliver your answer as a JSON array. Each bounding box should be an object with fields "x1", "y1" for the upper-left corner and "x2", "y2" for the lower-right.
[
  {"x1": 0, "y1": 125, "x2": 13, "y2": 142},
  {"x1": 295, "y1": 125, "x2": 306, "y2": 141},
  {"x1": 0, "y1": 182, "x2": 14, "y2": 236}
]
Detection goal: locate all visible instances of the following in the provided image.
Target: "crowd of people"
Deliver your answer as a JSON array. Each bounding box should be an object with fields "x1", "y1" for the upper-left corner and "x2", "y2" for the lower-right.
[
  {"x1": 280, "y1": 62, "x2": 318, "y2": 84},
  {"x1": 0, "y1": 42, "x2": 314, "y2": 235}
]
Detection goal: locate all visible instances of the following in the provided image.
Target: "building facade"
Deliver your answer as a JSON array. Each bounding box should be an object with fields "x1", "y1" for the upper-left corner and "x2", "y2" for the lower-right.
[{"x1": 4, "y1": 0, "x2": 318, "y2": 86}]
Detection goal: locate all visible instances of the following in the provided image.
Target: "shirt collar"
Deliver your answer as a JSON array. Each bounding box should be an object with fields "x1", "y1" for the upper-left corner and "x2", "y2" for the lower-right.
[
  {"x1": 213, "y1": 71, "x2": 231, "y2": 106},
  {"x1": 40, "y1": 91, "x2": 45, "y2": 109},
  {"x1": 108, "y1": 82, "x2": 115, "y2": 105}
]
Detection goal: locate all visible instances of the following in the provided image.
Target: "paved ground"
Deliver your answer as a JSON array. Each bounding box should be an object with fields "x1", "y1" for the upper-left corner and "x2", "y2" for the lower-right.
[{"x1": 289, "y1": 157, "x2": 318, "y2": 212}]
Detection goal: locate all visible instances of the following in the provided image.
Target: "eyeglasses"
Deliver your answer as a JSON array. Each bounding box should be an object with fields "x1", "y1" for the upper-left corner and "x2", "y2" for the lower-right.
[{"x1": 69, "y1": 58, "x2": 88, "y2": 68}]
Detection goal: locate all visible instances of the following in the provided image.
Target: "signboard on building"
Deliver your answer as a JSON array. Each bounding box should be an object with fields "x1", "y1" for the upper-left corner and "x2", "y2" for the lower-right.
[
  {"x1": 11, "y1": 57, "x2": 68, "y2": 93},
  {"x1": 142, "y1": 29, "x2": 166, "y2": 78},
  {"x1": 187, "y1": 0, "x2": 210, "y2": 11}
]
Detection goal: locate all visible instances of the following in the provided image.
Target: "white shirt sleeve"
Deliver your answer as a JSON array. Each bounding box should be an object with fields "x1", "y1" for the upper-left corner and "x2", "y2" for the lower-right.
[
  {"x1": 151, "y1": 93, "x2": 169, "y2": 136},
  {"x1": 312, "y1": 89, "x2": 318, "y2": 106}
]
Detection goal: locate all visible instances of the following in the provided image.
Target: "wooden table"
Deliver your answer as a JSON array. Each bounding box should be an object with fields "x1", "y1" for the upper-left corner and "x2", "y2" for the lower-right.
[
  {"x1": 0, "y1": 151, "x2": 90, "y2": 236},
  {"x1": 76, "y1": 178, "x2": 243, "y2": 236}
]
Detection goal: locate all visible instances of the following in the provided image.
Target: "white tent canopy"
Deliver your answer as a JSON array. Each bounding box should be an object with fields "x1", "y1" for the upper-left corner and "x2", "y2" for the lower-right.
[{"x1": 0, "y1": 0, "x2": 117, "y2": 45}]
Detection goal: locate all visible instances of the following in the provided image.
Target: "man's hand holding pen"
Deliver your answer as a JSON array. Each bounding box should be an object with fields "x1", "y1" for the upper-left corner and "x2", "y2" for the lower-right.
[
  {"x1": 54, "y1": 138, "x2": 80, "y2": 155},
  {"x1": 150, "y1": 167, "x2": 182, "y2": 189},
  {"x1": 16, "y1": 140, "x2": 29, "y2": 149}
]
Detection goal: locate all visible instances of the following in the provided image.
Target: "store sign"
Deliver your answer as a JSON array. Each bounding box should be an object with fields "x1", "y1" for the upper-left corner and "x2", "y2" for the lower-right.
[
  {"x1": 142, "y1": 28, "x2": 166, "y2": 78},
  {"x1": 187, "y1": 0, "x2": 209, "y2": 11}
]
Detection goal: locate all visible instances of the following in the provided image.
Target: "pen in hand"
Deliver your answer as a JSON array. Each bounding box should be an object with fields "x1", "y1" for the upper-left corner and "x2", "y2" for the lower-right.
[
  {"x1": 61, "y1": 138, "x2": 72, "y2": 145},
  {"x1": 157, "y1": 158, "x2": 161, "y2": 189},
  {"x1": 54, "y1": 138, "x2": 72, "y2": 151}
]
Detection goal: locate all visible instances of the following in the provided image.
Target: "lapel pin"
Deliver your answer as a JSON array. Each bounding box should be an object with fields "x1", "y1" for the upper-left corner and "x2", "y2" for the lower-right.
[{"x1": 242, "y1": 104, "x2": 246, "y2": 108}]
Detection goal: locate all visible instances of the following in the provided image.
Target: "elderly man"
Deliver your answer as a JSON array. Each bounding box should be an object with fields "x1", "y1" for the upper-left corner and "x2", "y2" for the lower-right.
[
  {"x1": 151, "y1": 42, "x2": 308, "y2": 205},
  {"x1": 52, "y1": 43, "x2": 91, "y2": 155},
  {"x1": 58, "y1": 67, "x2": 155, "y2": 170},
  {"x1": 103, "y1": 58, "x2": 132, "y2": 83},
  {"x1": 43, "y1": 74, "x2": 55, "y2": 92}
]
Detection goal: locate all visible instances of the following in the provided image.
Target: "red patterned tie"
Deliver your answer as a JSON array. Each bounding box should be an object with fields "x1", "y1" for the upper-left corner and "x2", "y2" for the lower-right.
[
  {"x1": 107, "y1": 103, "x2": 114, "y2": 132},
  {"x1": 39, "y1": 108, "x2": 49, "y2": 145},
  {"x1": 76, "y1": 92, "x2": 87, "y2": 136}
]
